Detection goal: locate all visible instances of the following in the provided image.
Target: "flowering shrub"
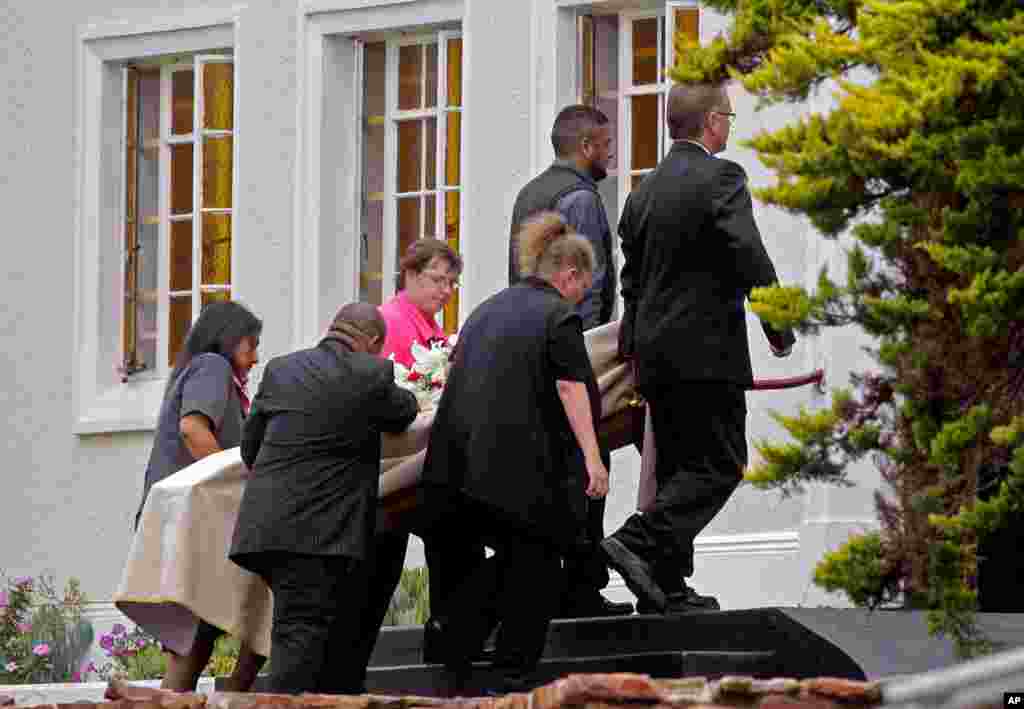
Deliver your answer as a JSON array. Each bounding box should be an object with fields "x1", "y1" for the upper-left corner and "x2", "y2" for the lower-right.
[
  {"x1": 0, "y1": 574, "x2": 92, "y2": 684},
  {"x1": 392, "y1": 335, "x2": 457, "y2": 411},
  {"x1": 89, "y1": 624, "x2": 165, "y2": 681}
]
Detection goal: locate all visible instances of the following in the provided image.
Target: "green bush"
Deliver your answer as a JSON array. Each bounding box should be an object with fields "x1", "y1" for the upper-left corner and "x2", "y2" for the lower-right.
[{"x1": 382, "y1": 567, "x2": 430, "y2": 626}]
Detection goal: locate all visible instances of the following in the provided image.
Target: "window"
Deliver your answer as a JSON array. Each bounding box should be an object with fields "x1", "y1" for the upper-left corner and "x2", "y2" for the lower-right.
[
  {"x1": 576, "y1": 4, "x2": 700, "y2": 221},
  {"x1": 121, "y1": 55, "x2": 235, "y2": 379},
  {"x1": 359, "y1": 32, "x2": 463, "y2": 334}
]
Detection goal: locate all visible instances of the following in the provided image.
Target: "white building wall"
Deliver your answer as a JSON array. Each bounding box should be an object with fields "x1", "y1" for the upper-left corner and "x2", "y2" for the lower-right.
[{"x1": 0, "y1": 0, "x2": 878, "y2": 625}]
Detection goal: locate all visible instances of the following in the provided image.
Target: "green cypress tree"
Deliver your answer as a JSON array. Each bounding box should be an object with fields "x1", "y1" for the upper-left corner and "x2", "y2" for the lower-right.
[{"x1": 672, "y1": 0, "x2": 1024, "y2": 655}]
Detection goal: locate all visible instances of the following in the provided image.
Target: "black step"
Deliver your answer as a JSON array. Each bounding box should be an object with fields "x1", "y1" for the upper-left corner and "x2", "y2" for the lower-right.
[
  {"x1": 369, "y1": 608, "x2": 865, "y2": 680},
  {"x1": 239, "y1": 650, "x2": 777, "y2": 697}
]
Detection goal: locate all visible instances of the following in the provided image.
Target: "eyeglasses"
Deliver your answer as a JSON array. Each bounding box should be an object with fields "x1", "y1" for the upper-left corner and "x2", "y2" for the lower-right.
[
  {"x1": 421, "y1": 271, "x2": 459, "y2": 290},
  {"x1": 712, "y1": 111, "x2": 736, "y2": 127}
]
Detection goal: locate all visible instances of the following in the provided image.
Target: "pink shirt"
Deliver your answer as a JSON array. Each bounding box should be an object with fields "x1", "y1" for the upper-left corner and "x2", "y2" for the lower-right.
[{"x1": 378, "y1": 291, "x2": 446, "y2": 368}]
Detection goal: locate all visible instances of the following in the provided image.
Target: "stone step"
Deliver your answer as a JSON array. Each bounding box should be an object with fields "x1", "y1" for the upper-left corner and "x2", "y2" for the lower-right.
[{"x1": 368, "y1": 608, "x2": 865, "y2": 680}]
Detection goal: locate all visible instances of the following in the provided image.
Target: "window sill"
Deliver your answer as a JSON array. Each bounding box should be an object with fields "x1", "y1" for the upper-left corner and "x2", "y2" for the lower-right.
[{"x1": 74, "y1": 377, "x2": 165, "y2": 435}]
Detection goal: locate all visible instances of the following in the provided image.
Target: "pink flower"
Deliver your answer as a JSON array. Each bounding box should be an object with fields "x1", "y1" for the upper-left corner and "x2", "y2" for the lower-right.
[
  {"x1": 111, "y1": 623, "x2": 126, "y2": 635},
  {"x1": 32, "y1": 643, "x2": 50, "y2": 657},
  {"x1": 86, "y1": 662, "x2": 97, "y2": 673},
  {"x1": 71, "y1": 671, "x2": 82, "y2": 682},
  {"x1": 0, "y1": 590, "x2": 8, "y2": 608},
  {"x1": 15, "y1": 576, "x2": 33, "y2": 589},
  {"x1": 17, "y1": 622, "x2": 32, "y2": 634},
  {"x1": 5, "y1": 661, "x2": 18, "y2": 672},
  {"x1": 100, "y1": 634, "x2": 114, "y2": 651}
]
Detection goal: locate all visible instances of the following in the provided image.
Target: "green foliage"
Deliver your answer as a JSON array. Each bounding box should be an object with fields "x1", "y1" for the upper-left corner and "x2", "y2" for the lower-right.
[
  {"x1": 813, "y1": 533, "x2": 901, "y2": 609},
  {"x1": 0, "y1": 573, "x2": 93, "y2": 684},
  {"x1": 93, "y1": 625, "x2": 166, "y2": 681},
  {"x1": 382, "y1": 567, "x2": 431, "y2": 627},
  {"x1": 203, "y1": 634, "x2": 250, "y2": 678},
  {"x1": 673, "y1": 0, "x2": 1024, "y2": 655}
]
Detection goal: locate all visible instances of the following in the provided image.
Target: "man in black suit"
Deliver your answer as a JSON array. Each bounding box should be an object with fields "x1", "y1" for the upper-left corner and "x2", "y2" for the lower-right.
[
  {"x1": 229, "y1": 303, "x2": 419, "y2": 694},
  {"x1": 602, "y1": 83, "x2": 796, "y2": 615},
  {"x1": 507, "y1": 105, "x2": 632, "y2": 619}
]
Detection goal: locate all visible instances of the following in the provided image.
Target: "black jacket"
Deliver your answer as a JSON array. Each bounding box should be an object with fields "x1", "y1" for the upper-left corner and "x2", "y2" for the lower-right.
[
  {"x1": 619, "y1": 141, "x2": 795, "y2": 389},
  {"x1": 229, "y1": 340, "x2": 418, "y2": 567},
  {"x1": 421, "y1": 278, "x2": 597, "y2": 550}
]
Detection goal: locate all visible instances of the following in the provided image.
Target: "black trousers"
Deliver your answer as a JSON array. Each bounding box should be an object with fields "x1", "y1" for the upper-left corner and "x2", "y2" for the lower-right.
[
  {"x1": 426, "y1": 493, "x2": 561, "y2": 676},
  {"x1": 249, "y1": 552, "x2": 367, "y2": 695},
  {"x1": 562, "y1": 483, "x2": 611, "y2": 601},
  {"x1": 613, "y1": 379, "x2": 747, "y2": 588}
]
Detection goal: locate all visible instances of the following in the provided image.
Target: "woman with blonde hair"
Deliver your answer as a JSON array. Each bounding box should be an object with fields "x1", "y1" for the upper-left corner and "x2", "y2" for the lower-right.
[{"x1": 420, "y1": 211, "x2": 609, "y2": 693}]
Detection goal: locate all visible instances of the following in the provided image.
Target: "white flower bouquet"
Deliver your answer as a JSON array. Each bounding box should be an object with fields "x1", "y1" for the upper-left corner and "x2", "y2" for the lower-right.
[{"x1": 391, "y1": 334, "x2": 457, "y2": 411}]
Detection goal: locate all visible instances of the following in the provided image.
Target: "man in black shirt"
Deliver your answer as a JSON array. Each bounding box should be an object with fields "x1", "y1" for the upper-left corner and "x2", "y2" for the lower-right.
[{"x1": 508, "y1": 105, "x2": 632, "y2": 618}]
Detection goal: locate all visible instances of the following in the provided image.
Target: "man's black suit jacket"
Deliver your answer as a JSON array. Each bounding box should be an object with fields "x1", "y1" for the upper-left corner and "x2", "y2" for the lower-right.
[
  {"x1": 229, "y1": 339, "x2": 418, "y2": 570},
  {"x1": 618, "y1": 140, "x2": 795, "y2": 390}
]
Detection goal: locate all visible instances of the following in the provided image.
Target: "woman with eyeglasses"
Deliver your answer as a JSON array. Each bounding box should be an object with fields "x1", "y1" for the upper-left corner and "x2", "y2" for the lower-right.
[{"x1": 378, "y1": 238, "x2": 463, "y2": 368}]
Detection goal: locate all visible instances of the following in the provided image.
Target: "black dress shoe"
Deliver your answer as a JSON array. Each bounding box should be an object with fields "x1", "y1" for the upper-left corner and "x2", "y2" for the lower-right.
[
  {"x1": 560, "y1": 592, "x2": 634, "y2": 618},
  {"x1": 422, "y1": 617, "x2": 497, "y2": 665},
  {"x1": 600, "y1": 537, "x2": 666, "y2": 612},
  {"x1": 636, "y1": 586, "x2": 720, "y2": 615}
]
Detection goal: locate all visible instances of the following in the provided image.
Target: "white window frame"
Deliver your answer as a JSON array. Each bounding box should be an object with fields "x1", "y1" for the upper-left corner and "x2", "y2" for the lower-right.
[
  {"x1": 73, "y1": 10, "x2": 240, "y2": 434},
  {"x1": 125, "y1": 55, "x2": 236, "y2": 384},
  {"x1": 616, "y1": 3, "x2": 696, "y2": 217},
  {"x1": 380, "y1": 31, "x2": 462, "y2": 306},
  {"x1": 294, "y1": 0, "x2": 465, "y2": 347}
]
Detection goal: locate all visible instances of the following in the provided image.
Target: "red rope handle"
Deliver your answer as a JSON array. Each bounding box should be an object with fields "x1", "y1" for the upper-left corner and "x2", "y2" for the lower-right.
[{"x1": 751, "y1": 368, "x2": 825, "y2": 392}]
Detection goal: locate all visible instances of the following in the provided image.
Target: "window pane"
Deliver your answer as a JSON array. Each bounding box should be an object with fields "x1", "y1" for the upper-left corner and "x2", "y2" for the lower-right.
[
  {"x1": 202, "y1": 213, "x2": 231, "y2": 285},
  {"x1": 203, "y1": 62, "x2": 234, "y2": 131},
  {"x1": 170, "y1": 220, "x2": 193, "y2": 292},
  {"x1": 361, "y1": 42, "x2": 387, "y2": 307},
  {"x1": 398, "y1": 44, "x2": 423, "y2": 110},
  {"x1": 443, "y1": 191, "x2": 460, "y2": 335},
  {"x1": 172, "y1": 70, "x2": 195, "y2": 135},
  {"x1": 365, "y1": 43, "x2": 386, "y2": 117},
  {"x1": 424, "y1": 193, "x2": 437, "y2": 238},
  {"x1": 676, "y1": 7, "x2": 700, "y2": 43},
  {"x1": 632, "y1": 18, "x2": 659, "y2": 85},
  {"x1": 425, "y1": 117, "x2": 437, "y2": 190},
  {"x1": 594, "y1": 14, "x2": 619, "y2": 159},
  {"x1": 169, "y1": 296, "x2": 192, "y2": 366},
  {"x1": 134, "y1": 71, "x2": 161, "y2": 372},
  {"x1": 170, "y1": 143, "x2": 193, "y2": 215},
  {"x1": 138, "y1": 73, "x2": 161, "y2": 221},
  {"x1": 447, "y1": 38, "x2": 462, "y2": 108},
  {"x1": 202, "y1": 290, "x2": 231, "y2": 307},
  {"x1": 631, "y1": 93, "x2": 659, "y2": 170},
  {"x1": 361, "y1": 199, "x2": 384, "y2": 306},
  {"x1": 397, "y1": 120, "x2": 422, "y2": 193},
  {"x1": 425, "y1": 43, "x2": 438, "y2": 108},
  {"x1": 445, "y1": 112, "x2": 461, "y2": 187},
  {"x1": 203, "y1": 136, "x2": 233, "y2": 209},
  {"x1": 397, "y1": 197, "x2": 420, "y2": 268},
  {"x1": 578, "y1": 15, "x2": 594, "y2": 105}
]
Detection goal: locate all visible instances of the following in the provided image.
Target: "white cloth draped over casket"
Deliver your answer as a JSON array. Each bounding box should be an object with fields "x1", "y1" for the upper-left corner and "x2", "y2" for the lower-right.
[{"x1": 114, "y1": 320, "x2": 637, "y2": 658}]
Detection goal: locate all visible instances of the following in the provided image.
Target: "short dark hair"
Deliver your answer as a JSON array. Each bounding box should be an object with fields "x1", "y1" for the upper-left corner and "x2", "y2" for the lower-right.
[
  {"x1": 667, "y1": 83, "x2": 729, "y2": 140},
  {"x1": 328, "y1": 302, "x2": 387, "y2": 344},
  {"x1": 166, "y1": 300, "x2": 262, "y2": 394},
  {"x1": 397, "y1": 238, "x2": 463, "y2": 289},
  {"x1": 551, "y1": 105, "x2": 609, "y2": 158}
]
